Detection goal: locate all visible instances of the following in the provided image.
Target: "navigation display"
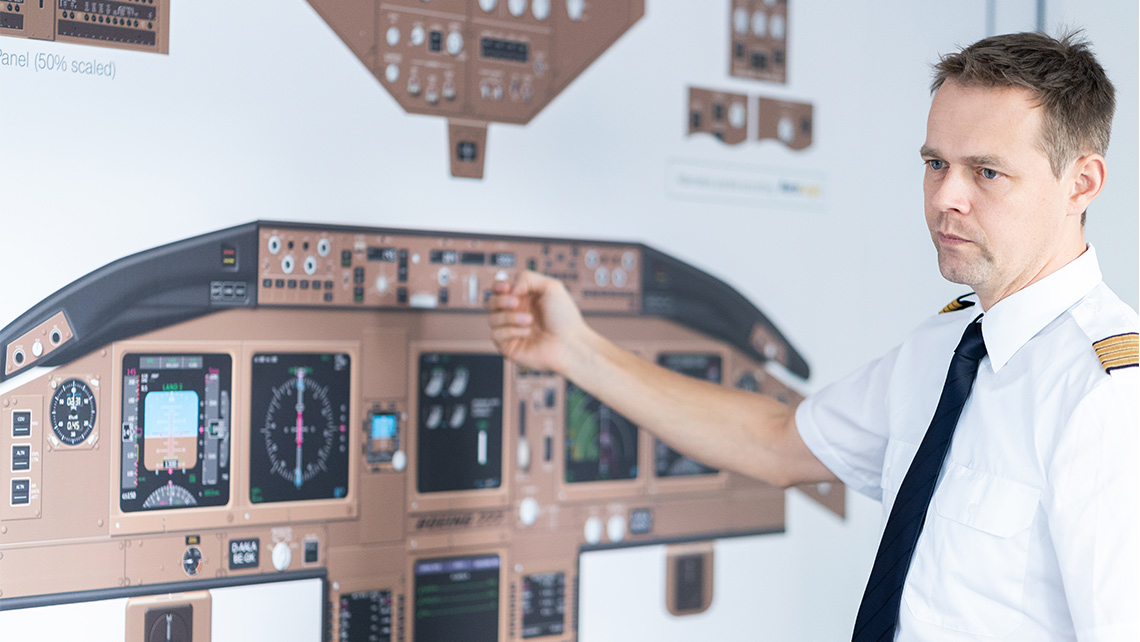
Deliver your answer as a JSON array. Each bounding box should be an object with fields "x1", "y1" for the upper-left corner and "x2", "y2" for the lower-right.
[
  {"x1": 249, "y1": 352, "x2": 351, "y2": 503},
  {"x1": 655, "y1": 354, "x2": 721, "y2": 478},
  {"x1": 565, "y1": 382, "x2": 639, "y2": 483},
  {"x1": 120, "y1": 353, "x2": 232, "y2": 512}
]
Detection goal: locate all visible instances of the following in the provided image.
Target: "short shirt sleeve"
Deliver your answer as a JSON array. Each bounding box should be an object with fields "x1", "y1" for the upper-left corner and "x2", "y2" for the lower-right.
[
  {"x1": 1044, "y1": 370, "x2": 1140, "y2": 639},
  {"x1": 796, "y1": 346, "x2": 901, "y2": 501}
]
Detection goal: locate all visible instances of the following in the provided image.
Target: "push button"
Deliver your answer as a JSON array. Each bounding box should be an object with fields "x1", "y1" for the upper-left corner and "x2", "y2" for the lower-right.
[
  {"x1": 11, "y1": 478, "x2": 30, "y2": 504},
  {"x1": 12, "y1": 410, "x2": 31, "y2": 437},
  {"x1": 12, "y1": 444, "x2": 30, "y2": 471}
]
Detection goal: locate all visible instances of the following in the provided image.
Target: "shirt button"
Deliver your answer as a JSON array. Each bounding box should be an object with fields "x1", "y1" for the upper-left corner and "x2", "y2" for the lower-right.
[{"x1": 967, "y1": 501, "x2": 979, "y2": 515}]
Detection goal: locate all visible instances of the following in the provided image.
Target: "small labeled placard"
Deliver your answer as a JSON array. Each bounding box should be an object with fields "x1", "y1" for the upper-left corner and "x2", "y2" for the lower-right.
[{"x1": 229, "y1": 538, "x2": 260, "y2": 570}]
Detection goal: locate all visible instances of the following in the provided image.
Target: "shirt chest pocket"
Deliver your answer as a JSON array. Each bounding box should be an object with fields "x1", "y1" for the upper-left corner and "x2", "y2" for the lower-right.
[{"x1": 903, "y1": 464, "x2": 1041, "y2": 637}]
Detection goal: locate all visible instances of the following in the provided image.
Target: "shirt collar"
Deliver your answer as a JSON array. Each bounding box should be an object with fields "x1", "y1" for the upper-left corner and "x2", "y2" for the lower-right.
[{"x1": 981, "y1": 245, "x2": 1103, "y2": 373}]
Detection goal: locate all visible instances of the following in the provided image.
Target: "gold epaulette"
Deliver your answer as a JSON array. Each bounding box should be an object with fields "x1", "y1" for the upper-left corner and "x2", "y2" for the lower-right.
[
  {"x1": 940, "y1": 294, "x2": 976, "y2": 314},
  {"x1": 1093, "y1": 333, "x2": 1139, "y2": 373}
]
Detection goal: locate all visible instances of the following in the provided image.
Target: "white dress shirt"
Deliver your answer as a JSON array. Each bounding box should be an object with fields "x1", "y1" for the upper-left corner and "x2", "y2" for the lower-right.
[{"x1": 797, "y1": 246, "x2": 1139, "y2": 641}]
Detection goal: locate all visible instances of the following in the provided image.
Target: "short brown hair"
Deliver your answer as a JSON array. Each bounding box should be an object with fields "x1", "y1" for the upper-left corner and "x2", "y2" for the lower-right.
[{"x1": 932, "y1": 31, "x2": 1115, "y2": 179}]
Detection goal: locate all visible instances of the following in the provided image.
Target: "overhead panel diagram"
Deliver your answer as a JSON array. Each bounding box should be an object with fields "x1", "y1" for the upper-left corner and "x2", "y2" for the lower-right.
[
  {"x1": 688, "y1": 87, "x2": 749, "y2": 146},
  {"x1": 0, "y1": 0, "x2": 169, "y2": 54},
  {"x1": 684, "y1": 2, "x2": 814, "y2": 153},
  {"x1": 757, "y1": 95, "x2": 811, "y2": 149},
  {"x1": 729, "y1": 0, "x2": 786, "y2": 83},
  {"x1": 305, "y1": 0, "x2": 645, "y2": 178}
]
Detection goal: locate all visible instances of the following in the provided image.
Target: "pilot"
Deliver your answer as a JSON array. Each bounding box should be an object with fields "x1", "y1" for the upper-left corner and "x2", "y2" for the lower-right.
[{"x1": 487, "y1": 31, "x2": 1138, "y2": 641}]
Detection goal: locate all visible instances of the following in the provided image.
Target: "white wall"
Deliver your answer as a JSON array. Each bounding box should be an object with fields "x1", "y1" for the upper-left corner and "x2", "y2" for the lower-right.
[{"x1": 1, "y1": 1, "x2": 1135, "y2": 639}]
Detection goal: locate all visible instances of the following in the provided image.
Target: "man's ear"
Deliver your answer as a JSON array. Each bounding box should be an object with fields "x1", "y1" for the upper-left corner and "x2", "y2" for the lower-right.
[{"x1": 1067, "y1": 153, "x2": 1106, "y2": 218}]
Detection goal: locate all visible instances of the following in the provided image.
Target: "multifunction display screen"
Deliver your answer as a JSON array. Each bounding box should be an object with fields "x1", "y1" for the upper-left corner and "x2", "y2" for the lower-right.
[
  {"x1": 521, "y1": 572, "x2": 566, "y2": 638},
  {"x1": 416, "y1": 353, "x2": 503, "y2": 493},
  {"x1": 414, "y1": 554, "x2": 500, "y2": 642},
  {"x1": 655, "y1": 354, "x2": 721, "y2": 477},
  {"x1": 339, "y1": 590, "x2": 394, "y2": 642},
  {"x1": 249, "y1": 352, "x2": 351, "y2": 503},
  {"x1": 120, "y1": 354, "x2": 232, "y2": 512}
]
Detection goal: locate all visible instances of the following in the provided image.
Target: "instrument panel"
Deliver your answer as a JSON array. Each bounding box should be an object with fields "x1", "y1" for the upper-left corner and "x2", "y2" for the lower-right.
[
  {"x1": 303, "y1": 0, "x2": 645, "y2": 177},
  {"x1": 0, "y1": 221, "x2": 841, "y2": 642}
]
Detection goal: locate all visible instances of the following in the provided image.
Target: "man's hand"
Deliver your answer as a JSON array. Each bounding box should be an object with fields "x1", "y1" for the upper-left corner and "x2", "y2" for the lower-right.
[{"x1": 486, "y1": 271, "x2": 589, "y2": 375}]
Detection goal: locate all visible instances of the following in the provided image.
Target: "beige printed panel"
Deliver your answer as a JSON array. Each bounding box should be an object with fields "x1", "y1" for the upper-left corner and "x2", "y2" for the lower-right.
[
  {"x1": 305, "y1": 0, "x2": 643, "y2": 176},
  {"x1": 328, "y1": 569, "x2": 407, "y2": 642},
  {"x1": 0, "y1": 278, "x2": 831, "y2": 637},
  {"x1": 688, "y1": 87, "x2": 750, "y2": 146},
  {"x1": 125, "y1": 591, "x2": 212, "y2": 642},
  {"x1": 237, "y1": 341, "x2": 362, "y2": 527},
  {"x1": 450, "y1": 119, "x2": 490, "y2": 179},
  {"x1": 406, "y1": 340, "x2": 514, "y2": 515},
  {"x1": 507, "y1": 532, "x2": 581, "y2": 641},
  {"x1": 0, "y1": 0, "x2": 170, "y2": 54},
  {"x1": 255, "y1": 225, "x2": 643, "y2": 315},
  {"x1": 665, "y1": 541, "x2": 715, "y2": 616},
  {"x1": 0, "y1": 1, "x2": 55, "y2": 40},
  {"x1": 756, "y1": 95, "x2": 813, "y2": 150},
  {"x1": 3, "y1": 395, "x2": 44, "y2": 524},
  {"x1": 307, "y1": 0, "x2": 644, "y2": 125},
  {"x1": 1, "y1": 353, "x2": 113, "y2": 548},
  {"x1": 108, "y1": 342, "x2": 243, "y2": 538},
  {"x1": 53, "y1": 0, "x2": 170, "y2": 54},
  {"x1": 0, "y1": 540, "x2": 125, "y2": 598},
  {"x1": 728, "y1": 0, "x2": 789, "y2": 83},
  {"x1": 4, "y1": 311, "x2": 73, "y2": 376}
]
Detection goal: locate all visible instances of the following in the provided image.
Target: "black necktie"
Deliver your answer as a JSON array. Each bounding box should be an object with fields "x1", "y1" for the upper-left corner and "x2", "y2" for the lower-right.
[{"x1": 851, "y1": 316, "x2": 987, "y2": 642}]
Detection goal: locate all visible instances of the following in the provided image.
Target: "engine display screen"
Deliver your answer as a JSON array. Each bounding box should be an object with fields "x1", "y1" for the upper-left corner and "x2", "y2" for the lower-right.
[
  {"x1": 655, "y1": 354, "x2": 721, "y2": 478},
  {"x1": 120, "y1": 354, "x2": 232, "y2": 512},
  {"x1": 414, "y1": 554, "x2": 500, "y2": 642},
  {"x1": 521, "y1": 572, "x2": 566, "y2": 638},
  {"x1": 565, "y1": 382, "x2": 639, "y2": 483},
  {"x1": 416, "y1": 353, "x2": 503, "y2": 493},
  {"x1": 249, "y1": 352, "x2": 351, "y2": 503}
]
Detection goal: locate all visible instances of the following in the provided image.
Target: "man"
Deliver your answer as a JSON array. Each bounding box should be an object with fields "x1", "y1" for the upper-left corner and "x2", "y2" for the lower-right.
[{"x1": 487, "y1": 31, "x2": 1138, "y2": 641}]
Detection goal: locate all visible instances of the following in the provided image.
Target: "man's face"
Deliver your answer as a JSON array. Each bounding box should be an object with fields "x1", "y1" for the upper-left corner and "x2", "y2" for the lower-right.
[{"x1": 922, "y1": 79, "x2": 1078, "y2": 308}]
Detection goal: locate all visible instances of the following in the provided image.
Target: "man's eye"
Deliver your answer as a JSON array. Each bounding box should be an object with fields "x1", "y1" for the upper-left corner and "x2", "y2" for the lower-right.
[
  {"x1": 980, "y1": 168, "x2": 999, "y2": 179},
  {"x1": 927, "y1": 159, "x2": 946, "y2": 170}
]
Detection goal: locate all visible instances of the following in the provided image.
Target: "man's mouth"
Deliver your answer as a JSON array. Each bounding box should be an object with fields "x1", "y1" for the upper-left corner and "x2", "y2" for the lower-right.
[{"x1": 938, "y1": 232, "x2": 971, "y2": 246}]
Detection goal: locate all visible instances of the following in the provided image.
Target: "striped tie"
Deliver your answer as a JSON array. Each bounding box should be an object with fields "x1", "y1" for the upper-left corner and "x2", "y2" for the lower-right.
[{"x1": 851, "y1": 316, "x2": 987, "y2": 642}]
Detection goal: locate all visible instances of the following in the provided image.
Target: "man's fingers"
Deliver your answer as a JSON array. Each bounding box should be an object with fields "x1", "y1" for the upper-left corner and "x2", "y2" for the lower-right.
[
  {"x1": 511, "y1": 270, "x2": 554, "y2": 298},
  {"x1": 491, "y1": 278, "x2": 513, "y2": 294},
  {"x1": 490, "y1": 325, "x2": 533, "y2": 343},
  {"x1": 488, "y1": 310, "x2": 534, "y2": 328}
]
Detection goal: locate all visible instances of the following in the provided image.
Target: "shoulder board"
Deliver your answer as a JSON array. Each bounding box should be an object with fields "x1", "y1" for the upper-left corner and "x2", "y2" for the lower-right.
[
  {"x1": 940, "y1": 293, "x2": 976, "y2": 314},
  {"x1": 1093, "y1": 333, "x2": 1139, "y2": 374}
]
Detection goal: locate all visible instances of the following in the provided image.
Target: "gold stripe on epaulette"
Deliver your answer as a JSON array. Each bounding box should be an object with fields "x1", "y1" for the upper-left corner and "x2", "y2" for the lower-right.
[
  {"x1": 1093, "y1": 333, "x2": 1139, "y2": 373},
  {"x1": 940, "y1": 294, "x2": 976, "y2": 314}
]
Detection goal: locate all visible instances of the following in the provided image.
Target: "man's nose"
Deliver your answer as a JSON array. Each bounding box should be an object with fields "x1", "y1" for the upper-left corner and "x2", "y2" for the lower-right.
[{"x1": 928, "y1": 169, "x2": 971, "y2": 215}]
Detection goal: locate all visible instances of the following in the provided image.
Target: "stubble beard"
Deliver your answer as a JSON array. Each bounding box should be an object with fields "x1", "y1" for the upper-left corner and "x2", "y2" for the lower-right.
[{"x1": 935, "y1": 241, "x2": 995, "y2": 289}]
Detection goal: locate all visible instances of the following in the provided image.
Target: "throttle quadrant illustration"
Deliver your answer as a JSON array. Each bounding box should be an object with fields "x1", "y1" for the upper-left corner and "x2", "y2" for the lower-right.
[
  {"x1": 0, "y1": 221, "x2": 842, "y2": 641},
  {"x1": 304, "y1": 0, "x2": 644, "y2": 178}
]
